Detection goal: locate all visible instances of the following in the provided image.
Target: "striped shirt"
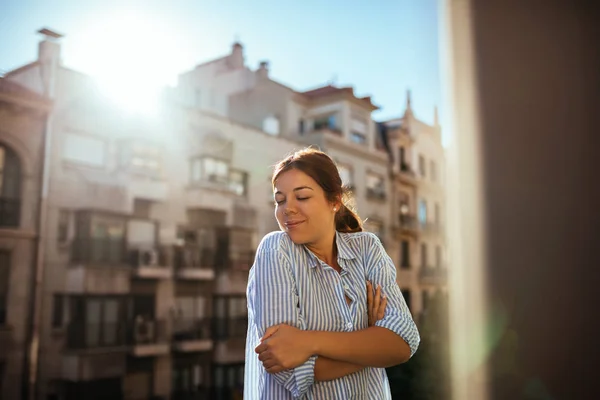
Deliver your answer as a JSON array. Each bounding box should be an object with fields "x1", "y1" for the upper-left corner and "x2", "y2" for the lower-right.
[{"x1": 244, "y1": 230, "x2": 420, "y2": 399}]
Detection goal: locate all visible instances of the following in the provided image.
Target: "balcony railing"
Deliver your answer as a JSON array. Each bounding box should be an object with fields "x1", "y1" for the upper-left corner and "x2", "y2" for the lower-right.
[
  {"x1": 67, "y1": 322, "x2": 128, "y2": 349},
  {"x1": 67, "y1": 319, "x2": 167, "y2": 350},
  {"x1": 174, "y1": 246, "x2": 216, "y2": 269},
  {"x1": 228, "y1": 251, "x2": 254, "y2": 271},
  {"x1": 399, "y1": 214, "x2": 419, "y2": 231},
  {"x1": 0, "y1": 197, "x2": 20, "y2": 227},
  {"x1": 172, "y1": 318, "x2": 212, "y2": 342},
  {"x1": 366, "y1": 187, "x2": 387, "y2": 201},
  {"x1": 71, "y1": 237, "x2": 127, "y2": 265},
  {"x1": 212, "y1": 316, "x2": 248, "y2": 341}
]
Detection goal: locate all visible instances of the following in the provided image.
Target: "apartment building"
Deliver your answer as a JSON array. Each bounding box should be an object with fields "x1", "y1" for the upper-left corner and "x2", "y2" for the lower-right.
[
  {"x1": 177, "y1": 43, "x2": 392, "y2": 250},
  {"x1": 4, "y1": 30, "x2": 309, "y2": 400},
  {"x1": 383, "y1": 92, "x2": 447, "y2": 319},
  {"x1": 0, "y1": 77, "x2": 51, "y2": 399},
  {"x1": 3, "y1": 28, "x2": 447, "y2": 399}
]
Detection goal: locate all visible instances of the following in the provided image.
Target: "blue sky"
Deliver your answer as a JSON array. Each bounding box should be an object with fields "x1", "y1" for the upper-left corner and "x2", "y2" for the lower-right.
[{"x1": 0, "y1": 0, "x2": 441, "y2": 123}]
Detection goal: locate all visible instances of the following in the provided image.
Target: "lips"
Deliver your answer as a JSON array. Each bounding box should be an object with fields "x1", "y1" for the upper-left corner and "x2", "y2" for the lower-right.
[{"x1": 285, "y1": 220, "x2": 305, "y2": 229}]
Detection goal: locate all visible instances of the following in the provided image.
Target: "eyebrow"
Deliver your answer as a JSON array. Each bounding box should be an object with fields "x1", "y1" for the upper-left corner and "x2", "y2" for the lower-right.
[{"x1": 274, "y1": 186, "x2": 314, "y2": 195}]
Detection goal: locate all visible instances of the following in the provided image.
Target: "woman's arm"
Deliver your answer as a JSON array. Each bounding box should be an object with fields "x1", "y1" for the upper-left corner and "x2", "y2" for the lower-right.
[
  {"x1": 312, "y1": 281, "x2": 388, "y2": 381},
  {"x1": 256, "y1": 234, "x2": 419, "y2": 372}
]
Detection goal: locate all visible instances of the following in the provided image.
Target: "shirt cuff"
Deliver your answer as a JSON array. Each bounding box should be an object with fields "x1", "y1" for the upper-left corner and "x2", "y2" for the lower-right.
[
  {"x1": 375, "y1": 316, "x2": 421, "y2": 358},
  {"x1": 285, "y1": 355, "x2": 317, "y2": 398}
]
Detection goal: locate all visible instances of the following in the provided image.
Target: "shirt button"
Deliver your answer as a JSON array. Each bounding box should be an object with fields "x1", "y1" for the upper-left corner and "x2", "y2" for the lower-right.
[
  {"x1": 346, "y1": 322, "x2": 352, "y2": 329},
  {"x1": 343, "y1": 284, "x2": 349, "y2": 290}
]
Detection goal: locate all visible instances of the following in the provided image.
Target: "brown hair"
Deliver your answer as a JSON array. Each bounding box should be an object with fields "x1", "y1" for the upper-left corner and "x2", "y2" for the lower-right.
[{"x1": 272, "y1": 147, "x2": 363, "y2": 233}]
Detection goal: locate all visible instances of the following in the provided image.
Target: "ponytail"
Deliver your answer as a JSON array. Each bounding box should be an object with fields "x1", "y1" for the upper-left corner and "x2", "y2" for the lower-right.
[{"x1": 335, "y1": 203, "x2": 363, "y2": 233}]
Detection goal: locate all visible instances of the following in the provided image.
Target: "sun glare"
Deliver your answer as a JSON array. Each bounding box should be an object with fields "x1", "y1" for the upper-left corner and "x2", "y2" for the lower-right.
[{"x1": 73, "y1": 13, "x2": 184, "y2": 115}]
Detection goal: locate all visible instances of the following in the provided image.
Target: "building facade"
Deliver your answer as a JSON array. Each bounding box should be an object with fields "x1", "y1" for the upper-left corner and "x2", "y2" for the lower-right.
[
  {"x1": 0, "y1": 77, "x2": 51, "y2": 399},
  {"x1": 3, "y1": 28, "x2": 447, "y2": 400}
]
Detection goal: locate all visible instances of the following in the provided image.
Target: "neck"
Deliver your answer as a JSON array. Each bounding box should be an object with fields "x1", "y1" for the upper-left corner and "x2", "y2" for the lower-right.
[{"x1": 306, "y1": 230, "x2": 337, "y2": 266}]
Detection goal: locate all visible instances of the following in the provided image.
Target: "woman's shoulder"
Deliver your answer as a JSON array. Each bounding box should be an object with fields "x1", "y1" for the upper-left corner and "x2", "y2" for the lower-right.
[
  {"x1": 256, "y1": 230, "x2": 294, "y2": 253},
  {"x1": 339, "y1": 230, "x2": 382, "y2": 248}
]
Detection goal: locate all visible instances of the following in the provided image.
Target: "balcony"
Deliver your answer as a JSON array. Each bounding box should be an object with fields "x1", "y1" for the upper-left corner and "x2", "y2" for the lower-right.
[
  {"x1": 397, "y1": 163, "x2": 417, "y2": 186},
  {"x1": 366, "y1": 187, "x2": 387, "y2": 201},
  {"x1": 129, "y1": 245, "x2": 173, "y2": 279},
  {"x1": 227, "y1": 251, "x2": 254, "y2": 272},
  {"x1": 174, "y1": 246, "x2": 216, "y2": 280},
  {"x1": 67, "y1": 238, "x2": 131, "y2": 293},
  {"x1": 396, "y1": 214, "x2": 419, "y2": 237},
  {"x1": 0, "y1": 197, "x2": 20, "y2": 227},
  {"x1": 129, "y1": 318, "x2": 170, "y2": 357},
  {"x1": 419, "y1": 267, "x2": 448, "y2": 286},
  {"x1": 212, "y1": 317, "x2": 248, "y2": 341},
  {"x1": 172, "y1": 318, "x2": 213, "y2": 352},
  {"x1": 66, "y1": 322, "x2": 129, "y2": 351}
]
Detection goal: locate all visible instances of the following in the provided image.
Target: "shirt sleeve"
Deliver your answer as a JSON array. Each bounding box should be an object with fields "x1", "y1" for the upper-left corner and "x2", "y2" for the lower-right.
[
  {"x1": 247, "y1": 235, "x2": 316, "y2": 398},
  {"x1": 366, "y1": 234, "x2": 421, "y2": 357}
]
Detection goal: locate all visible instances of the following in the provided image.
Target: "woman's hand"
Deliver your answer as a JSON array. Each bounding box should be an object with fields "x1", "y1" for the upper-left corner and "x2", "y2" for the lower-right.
[
  {"x1": 255, "y1": 324, "x2": 313, "y2": 373},
  {"x1": 367, "y1": 281, "x2": 387, "y2": 326}
]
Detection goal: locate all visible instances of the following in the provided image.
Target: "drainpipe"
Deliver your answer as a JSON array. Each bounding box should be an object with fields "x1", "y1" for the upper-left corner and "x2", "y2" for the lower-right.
[{"x1": 25, "y1": 29, "x2": 59, "y2": 400}]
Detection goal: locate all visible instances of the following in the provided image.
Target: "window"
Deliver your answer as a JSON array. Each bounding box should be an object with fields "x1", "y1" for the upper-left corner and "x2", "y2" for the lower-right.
[
  {"x1": 436, "y1": 246, "x2": 442, "y2": 268},
  {"x1": 0, "y1": 251, "x2": 9, "y2": 324},
  {"x1": 72, "y1": 213, "x2": 126, "y2": 264},
  {"x1": 430, "y1": 160, "x2": 437, "y2": 181},
  {"x1": 298, "y1": 119, "x2": 305, "y2": 134},
  {"x1": 313, "y1": 114, "x2": 338, "y2": 131},
  {"x1": 63, "y1": 133, "x2": 105, "y2": 167},
  {"x1": 351, "y1": 118, "x2": 367, "y2": 134},
  {"x1": 58, "y1": 210, "x2": 70, "y2": 243},
  {"x1": 191, "y1": 158, "x2": 228, "y2": 184},
  {"x1": 418, "y1": 199, "x2": 428, "y2": 224},
  {"x1": 337, "y1": 164, "x2": 353, "y2": 188},
  {"x1": 350, "y1": 131, "x2": 367, "y2": 145},
  {"x1": 421, "y1": 243, "x2": 428, "y2": 267},
  {"x1": 127, "y1": 142, "x2": 161, "y2": 175},
  {"x1": 401, "y1": 240, "x2": 410, "y2": 268},
  {"x1": 418, "y1": 154, "x2": 426, "y2": 177},
  {"x1": 366, "y1": 172, "x2": 385, "y2": 199},
  {"x1": 83, "y1": 297, "x2": 122, "y2": 347},
  {"x1": 263, "y1": 116, "x2": 280, "y2": 136},
  {"x1": 0, "y1": 144, "x2": 21, "y2": 227},
  {"x1": 228, "y1": 170, "x2": 247, "y2": 196},
  {"x1": 399, "y1": 147, "x2": 407, "y2": 170}
]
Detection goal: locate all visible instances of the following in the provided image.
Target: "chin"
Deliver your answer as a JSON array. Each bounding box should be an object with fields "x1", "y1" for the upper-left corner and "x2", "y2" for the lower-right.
[{"x1": 284, "y1": 230, "x2": 311, "y2": 245}]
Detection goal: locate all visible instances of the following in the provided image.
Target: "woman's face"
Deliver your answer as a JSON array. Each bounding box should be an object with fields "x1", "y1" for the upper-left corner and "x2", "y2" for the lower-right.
[{"x1": 273, "y1": 169, "x2": 338, "y2": 245}]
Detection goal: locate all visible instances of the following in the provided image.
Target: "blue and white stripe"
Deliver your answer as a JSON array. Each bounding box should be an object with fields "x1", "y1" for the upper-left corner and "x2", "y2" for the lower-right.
[{"x1": 244, "y1": 230, "x2": 420, "y2": 399}]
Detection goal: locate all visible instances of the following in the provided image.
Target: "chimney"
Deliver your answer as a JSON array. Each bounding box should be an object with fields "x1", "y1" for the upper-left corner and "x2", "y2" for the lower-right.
[
  {"x1": 37, "y1": 28, "x2": 63, "y2": 64},
  {"x1": 230, "y1": 42, "x2": 244, "y2": 69},
  {"x1": 257, "y1": 61, "x2": 269, "y2": 79}
]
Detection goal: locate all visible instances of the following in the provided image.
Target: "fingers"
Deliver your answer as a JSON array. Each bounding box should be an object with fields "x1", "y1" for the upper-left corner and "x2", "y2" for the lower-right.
[
  {"x1": 373, "y1": 284, "x2": 381, "y2": 320},
  {"x1": 377, "y1": 295, "x2": 387, "y2": 320},
  {"x1": 260, "y1": 325, "x2": 280, "y2": 342},
  {"x1": 255, "y1": 341, "x2": 268, "y2": 354}
]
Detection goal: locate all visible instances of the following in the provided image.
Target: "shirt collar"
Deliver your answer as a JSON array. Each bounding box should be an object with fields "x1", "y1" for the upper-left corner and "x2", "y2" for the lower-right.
[{"x1": 305, "y1": 231, "x2": 357, "y2": 269}]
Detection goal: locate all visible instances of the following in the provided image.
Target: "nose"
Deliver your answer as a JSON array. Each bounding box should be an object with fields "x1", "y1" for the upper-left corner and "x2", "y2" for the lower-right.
[{"x1": 282, "y1": 199, "x2": 298, "y2": 215}]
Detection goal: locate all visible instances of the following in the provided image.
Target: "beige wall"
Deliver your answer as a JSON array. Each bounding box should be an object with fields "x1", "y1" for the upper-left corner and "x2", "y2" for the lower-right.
[{"x1": 0, "y1": 92, "x2": 47, "y2": 400}]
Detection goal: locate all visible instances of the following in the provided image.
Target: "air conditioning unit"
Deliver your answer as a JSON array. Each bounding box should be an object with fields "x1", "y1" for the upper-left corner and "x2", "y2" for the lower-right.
[
  {"x1": 131, "y1": 248, "x2": 159, "y2": 267},
  {"x1": 134, "y1": 318, "x2": 155, "y2": 344}
]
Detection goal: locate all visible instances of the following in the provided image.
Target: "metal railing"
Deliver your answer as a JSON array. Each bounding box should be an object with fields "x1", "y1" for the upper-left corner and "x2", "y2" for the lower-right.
[
  {"x1": 71, "y1": 237, "x2": 127, "y2": 265},
  {"x1": 174, "y1": 246, "x2": 216, "y2": 269},
  {"x1": 212, "y1": 316, "x2": 248, "y2": 341},
  {"x1": 172, "y1": 318, "x2": 212, "y2": 341},
  {"x1": 66, "y1": 319, "x2": 167, "y2": 349}
]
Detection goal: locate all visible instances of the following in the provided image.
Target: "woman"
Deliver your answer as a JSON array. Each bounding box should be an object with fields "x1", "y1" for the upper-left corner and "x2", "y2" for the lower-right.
[{"x1": 244, "y1": 148, "x2": 420, "y2": 399}]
